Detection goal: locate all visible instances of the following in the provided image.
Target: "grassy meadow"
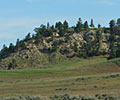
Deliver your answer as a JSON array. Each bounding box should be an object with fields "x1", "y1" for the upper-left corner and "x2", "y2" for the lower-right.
[{"x1": 0, "y1": 56, "x2": 120, "y2": 97}]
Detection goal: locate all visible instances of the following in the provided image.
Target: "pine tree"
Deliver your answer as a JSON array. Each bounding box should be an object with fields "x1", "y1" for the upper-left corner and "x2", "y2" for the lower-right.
[
  {"x1": 8, "y1": 59, "x2": 18, "y2": 70},
  {"x1": 75, "y1": 18, "x2": 83, "y2": 33},
  {"x1": 98, "y1": 24, "x2": 101, "y2": 29},
  {"x1": 117, "y1": 18, "x2": 120, "y2": 25},
  {"x1": 63, "y1": 20, "x2": 69, "y2": 32},
  {"x1": 59, "y1": 29, "x2": 65, "y2": 37},
  {"x1": 51, "y1": 25, "x2": 55, "y2": 31},
  {"x1": 90, "y1": 19, "x2": 95, "y2": 28},
  {"x1": 15, "y1": 38, "x2": 20, "y2": 50},
  {"x1": 109, "y1": 41, "x2": 116, "y2": 59},
  {"x1": 35, "y1": 33, "x2": 43, "y2": 44},
  {"x1": 109, "y1": 34, "x2": 116, "y2": 59},
  {"x1": 19, "y1": 40, "x2": 26, "y2": 49},
  {"x1": 0, "y1": 44, "x2": 8, "y2": 58},
  {"x1": 47, "y1": 22, "x2": 50, "y2": 29},
  {"x1": 84, "y1": 21, "x2": 89, "y2": 30},
  {"x1": 109, "y1": 19, "x2": 115, "y2": 34},
  {"x1": 9, "y1": 43, "x2": 15, "y2": 53},
  {"x1": 25, "y1": 33, "x2": 31, "y2": 41},
  {"x1": 55, "y1": 21, "x2": 63, "y2": 31}
]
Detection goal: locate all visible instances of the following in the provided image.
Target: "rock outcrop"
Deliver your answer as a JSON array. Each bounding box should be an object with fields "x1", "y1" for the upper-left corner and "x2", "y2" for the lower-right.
[{"x1": 0, "y1": 30, "x2": 114, "y2": 69}]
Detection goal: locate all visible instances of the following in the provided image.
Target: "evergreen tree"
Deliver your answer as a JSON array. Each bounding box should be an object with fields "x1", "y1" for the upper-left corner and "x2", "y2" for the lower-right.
[
  {"x1": 98, "y1": 24, "x2": 101, "y2": 29},
  {"x1": 8, "y1": 59, "x2": 18, "y2": 70},
  {"x1": 35, "y1": 33, "x2": 43, "y2": 44},
  {"x1": 117, "y1": 18, "x2": 120, "y2": 25},
  {"x1": 59, "y1": 29, "x2": 65, "y2": 37},
  {"x1": 0, "y1": 44, "x2": 8, "y2": 58},
  {"x1": 51, "y1": 25, "x2": 55, "y2": 31},
  {"x1": 39, "y1": 24, "x2": 46, "y2": 36},
  {"x1": 34, "y1": 24, "x2": 53, "y2": 37},
  {"x1": 9, "y1": 43, "x2": 15, "y2": 53},
  {"x1": 109, "y1": 19, "x2": 115, "y2": 33},
  {"x1": 96, "y1": 31, "x2": 102, "y2": 41},
  {"x1": 15, "y1": 38, "x2": 20, "y2": 50},
  {"x1": 32, "y1": 34, "x2": 35, "y2": 39},
  {"x1": 109, "y1": 34, "x2": 117, "y2": 59},
  {"x1": 19, "y1": 40, "x2": 26, "y2": 49},
  {"x1": 25, "y1": 33, "x2": 31, "y2": 41},
  {"x1": 109, "y1": 33, "x2": 116, "y2": 42},
  {"x1": 55, "y1": 21, "x2": 63, "y2": 31},
  {"x1": 75, "y1": 18, "x2": 83, "y2": 33},
  {"x1": 47, "y1": 22, "x2": 50, "y2": 29},
  {"x1": 84, "y1": 21, "x2": 89, "y2": 30},
  {"x1": 52, "y1": 41, "x2": 59, "y2": 51},
  {"x1": 90, "y1": 19, "x2": 95, "y2": 28},
  {"x1": 63, "y1": 20, "x2": 69, "y2": 32},
  {"x1": 109, "y1": 41, "x2": 116, "y2": 59}
]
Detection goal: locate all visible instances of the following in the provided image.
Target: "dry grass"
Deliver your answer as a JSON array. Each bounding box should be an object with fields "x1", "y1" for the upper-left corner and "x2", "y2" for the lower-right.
[{"x1": 0, "y1": 56, "x2": 120, "y2": 97}]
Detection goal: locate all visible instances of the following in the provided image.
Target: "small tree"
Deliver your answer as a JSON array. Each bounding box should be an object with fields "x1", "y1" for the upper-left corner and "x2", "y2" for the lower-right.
[
  {"x1": 84, "y1": 21, "x2": 89, "y2": 30},
  {"x1": 15, "y1": 38, "x2": 20, "y2": 50},
  {"x1": 98, "y1": 24, "x2": 101, "y2": 29},
  {"x1": 109, "y1": 34, "x2": 117, "y2": 59},
  {"x1": 51, "y1": 25, "x2": 55, "y2": 32},
  {"x1": 19, "y1": 40, "x2": 27, "y2": 49},
  {"x1": 75, "y1": 18, "x2": 83, "y2": 33},
  {"x1": 8, "y1": 59, "x2": 18, "y2": 70},
  {"x1": 35, "y1": 33, "x2": 43, "y2": 44},
  {"x1": 9, "y1": 43, "x2": 15, "y2": 53},
  {"x1": 52, "y1": 41, "x2": 59, "y2": 51},
  {"x1": 109, "y1": 41, "x2": 117, "y2": 59},
  {"x1": 63, "y1": 20, "x2": 69, "y2": 32},
  {"x1": 109, "y1": 19, "x2": 115, "y2": 34},
  {"x1": 25, "y1": 33, "x2": 31, "y2": 41},
  {"x1": 55, "y1": 21, "x2": 63, "y2": 31},
  {"x1": 59, "y1": 29, "x2": 65, "y2": 37},
  {"x1": 0, "y1": 44, "x2": 8, "y2": 58},
  {"x1": 47, "y1": 22, "x2": 50, "y2": 29},
  {"x1": 117, "y1": 18, "x2": 120, "y2": 25},
  {"x1": 90, "y1": 18, "x2": 95, "y2": 28}
]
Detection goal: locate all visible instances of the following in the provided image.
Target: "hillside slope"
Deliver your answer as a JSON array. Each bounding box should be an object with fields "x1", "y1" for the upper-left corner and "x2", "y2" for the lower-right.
[{"x1": 0, "y1": 29, "x2": 113, "y2": 69}]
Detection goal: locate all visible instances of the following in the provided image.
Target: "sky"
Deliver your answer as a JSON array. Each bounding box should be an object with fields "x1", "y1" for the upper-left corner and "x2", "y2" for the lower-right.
[{"x1": 0, "y1": 0, "x2": 120, "y2": 49}]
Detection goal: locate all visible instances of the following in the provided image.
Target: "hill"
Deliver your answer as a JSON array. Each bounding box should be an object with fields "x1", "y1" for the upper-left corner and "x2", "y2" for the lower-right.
[
  {"x1": 0, "y1": 18, "x2": 120, "y2": 69},
  {"x1": 0, "y1": 18, "x2": 120, "y2": 97}
]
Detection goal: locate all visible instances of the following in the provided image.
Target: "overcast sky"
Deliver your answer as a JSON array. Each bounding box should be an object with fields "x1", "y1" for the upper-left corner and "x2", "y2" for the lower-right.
[{"x1": 0, "y1": 0, "x2": 120, "y2": 49}]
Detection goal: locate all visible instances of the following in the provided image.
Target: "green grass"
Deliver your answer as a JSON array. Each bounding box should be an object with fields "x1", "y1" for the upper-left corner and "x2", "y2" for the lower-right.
[{"x1": 0, "y1": 56, "x2": 120, "y2": 97}]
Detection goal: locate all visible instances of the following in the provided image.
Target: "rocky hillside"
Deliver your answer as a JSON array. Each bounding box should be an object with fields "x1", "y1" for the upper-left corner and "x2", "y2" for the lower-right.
[
  {"x1": 0, "y1": 30, "x2": 111, "y2": 69},
  {"x1": 0, "y1": 18, "x2": 120, "y2": 69}
]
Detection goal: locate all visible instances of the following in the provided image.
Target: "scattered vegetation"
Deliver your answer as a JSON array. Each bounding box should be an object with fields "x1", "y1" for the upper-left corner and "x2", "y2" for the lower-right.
[
  {"x1": 0, "y1": 18, "x2": 120, "y2": 68},
  {"x1": 0, "y1": 94, "x2": 119, "y2": 100}
]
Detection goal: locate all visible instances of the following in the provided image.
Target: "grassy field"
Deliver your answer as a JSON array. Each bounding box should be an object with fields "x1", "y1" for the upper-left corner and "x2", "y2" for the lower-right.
[{"x1": 0, "y1": 56, "x2": 120, "y2": 97}]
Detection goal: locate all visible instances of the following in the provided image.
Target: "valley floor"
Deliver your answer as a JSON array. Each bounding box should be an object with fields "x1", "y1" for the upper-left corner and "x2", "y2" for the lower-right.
[{"x1": 0, "y1": 56, "x2": 120, "y2": 97}]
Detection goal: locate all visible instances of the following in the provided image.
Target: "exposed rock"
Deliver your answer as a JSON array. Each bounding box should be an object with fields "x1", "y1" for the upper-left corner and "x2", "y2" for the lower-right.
[{"x1": 0, "y1": 30, "x2": 114, "y2": 69}]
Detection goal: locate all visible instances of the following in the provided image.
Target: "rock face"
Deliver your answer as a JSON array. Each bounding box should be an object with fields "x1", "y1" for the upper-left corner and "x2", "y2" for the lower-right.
[{"x1": 0, "y1": 30, "x2": 112, "y2": 69}]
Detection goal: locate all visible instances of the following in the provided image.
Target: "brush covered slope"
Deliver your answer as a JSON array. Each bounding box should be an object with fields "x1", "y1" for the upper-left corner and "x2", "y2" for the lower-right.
[
  {"x1": 0, "y1": 30, "x2": 110, "y2": 69},
  {"x1": 0, "y1": 18, "x2": 120, "y2": 69}
]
